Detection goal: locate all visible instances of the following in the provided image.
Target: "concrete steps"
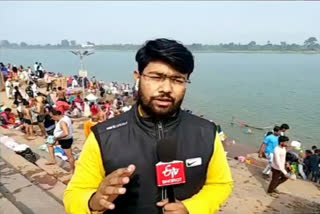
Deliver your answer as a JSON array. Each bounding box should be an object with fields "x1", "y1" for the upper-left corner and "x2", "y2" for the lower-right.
[
  {"x1": 0, "y1": 159, "x2": 66, "y2": 214},
  {"x1": 0, "y1": 143, "x2": 74, "y2": 213}
]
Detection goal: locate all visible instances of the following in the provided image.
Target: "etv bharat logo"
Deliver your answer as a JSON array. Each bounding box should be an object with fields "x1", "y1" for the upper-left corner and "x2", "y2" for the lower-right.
[{"x1": 162, "y1": 164, "x2": 179, "y2": 178}]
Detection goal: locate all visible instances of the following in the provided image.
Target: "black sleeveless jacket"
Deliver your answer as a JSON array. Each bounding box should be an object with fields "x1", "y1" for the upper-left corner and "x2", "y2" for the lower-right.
[{"x1": 92, "y1": 104, "x2": 216, "y2": 214}]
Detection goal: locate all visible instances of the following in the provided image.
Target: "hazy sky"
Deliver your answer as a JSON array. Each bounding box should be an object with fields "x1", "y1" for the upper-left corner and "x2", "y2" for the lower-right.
[{"x1": 1, "y1": 1, "x2": 319, "y2": 45}]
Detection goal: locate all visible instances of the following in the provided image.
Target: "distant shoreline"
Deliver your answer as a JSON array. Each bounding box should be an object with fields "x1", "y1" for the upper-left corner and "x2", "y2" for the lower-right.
[{"x1": 2, "y1": 48, "x2": 320, "y2": 54}]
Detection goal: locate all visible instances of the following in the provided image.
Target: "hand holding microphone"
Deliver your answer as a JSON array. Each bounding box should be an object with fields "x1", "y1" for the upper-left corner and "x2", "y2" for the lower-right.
[
  {"x1": 155, "y1": 139, "x2": 188, "y2": 214},
  {"x1": 89, "y1": 164, "x2": 136, "y2": 212},
  {"x1": 157, "y1": 199, "x2": 188, "y2": 214}
]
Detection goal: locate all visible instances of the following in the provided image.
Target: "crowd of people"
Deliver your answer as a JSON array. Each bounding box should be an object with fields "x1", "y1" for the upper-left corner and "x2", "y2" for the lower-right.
[
  {"x1": 258, "y1": 124, "x2": 320, "y2": 194},
  {"x1": 0, "y1": 61, "x2": 136, "y2": 173}
]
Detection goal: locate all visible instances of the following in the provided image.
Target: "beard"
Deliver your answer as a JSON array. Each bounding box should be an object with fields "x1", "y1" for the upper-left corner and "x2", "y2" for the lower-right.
[{"x1": 137, "y1": 82, "x2": 184, "y2": 119}]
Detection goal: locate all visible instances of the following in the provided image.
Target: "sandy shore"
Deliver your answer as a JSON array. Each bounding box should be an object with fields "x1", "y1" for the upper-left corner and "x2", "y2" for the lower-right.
[{"x1": 1, "y1": 88, "x2": 320, "y2": 213}]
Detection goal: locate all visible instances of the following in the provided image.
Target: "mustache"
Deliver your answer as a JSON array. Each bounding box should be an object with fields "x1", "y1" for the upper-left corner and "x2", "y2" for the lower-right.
[{"x1": 151, "y1": 94, "x2": 175, "y2": 102}]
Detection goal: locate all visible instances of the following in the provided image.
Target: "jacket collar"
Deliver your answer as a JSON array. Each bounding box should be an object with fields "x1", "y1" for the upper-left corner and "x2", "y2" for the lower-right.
[{"x1": 132, "y1": 103, "x2": 182, "y2": 135}]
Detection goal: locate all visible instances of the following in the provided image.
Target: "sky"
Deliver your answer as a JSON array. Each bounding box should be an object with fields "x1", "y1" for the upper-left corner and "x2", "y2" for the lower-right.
[{"x1": 1, "y1": 1, "x2": 320, "y2": 45}]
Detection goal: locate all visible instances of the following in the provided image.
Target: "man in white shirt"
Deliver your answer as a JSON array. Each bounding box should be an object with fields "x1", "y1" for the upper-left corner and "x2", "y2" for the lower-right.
[
  {"x1": 267, "y1": 136, "x2": 290, "y2": 194},
  {"x1": 34, "y1": 62, "x2": 38, "y2": 72}
]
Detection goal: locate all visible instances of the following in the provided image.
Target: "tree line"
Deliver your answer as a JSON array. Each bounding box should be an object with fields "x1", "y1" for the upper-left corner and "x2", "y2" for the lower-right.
[{"x1": 1, "y1": 37, "x2": 319, "y2": 52}]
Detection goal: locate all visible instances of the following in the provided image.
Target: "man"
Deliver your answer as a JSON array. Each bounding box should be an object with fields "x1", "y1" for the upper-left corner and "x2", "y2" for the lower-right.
[
  {"x1": 267, "y1": 136, "x2": 290, "y2": 194},
  {"x1": 84, "y1": 114, "x2": 100, "y2": 139},
  {"x1": 21, "y1": 100, "x2": 35, "y2": 139},
  {"x1": 309, "y1": 149, "x2": 320, "y2": 183},
  {"x1": 279, "y1": 123, "x2": 290, "y2": 136},
  {"x1": 287, "y1": 141, "x2": 307, "y2": 180},
  {"x1": 44, "y1": 72, "x2": 54, "y2": 91},
  {"x1": 34, "y1": 62, "x2": 38, "y2": 73},
  {"x1": 1, "y1": 62, "x2": 9, "y2": 82},
  {"x1": 64, "y1": 38, "x2": 233, "y2": 214},
  {"x1": 258, "y1": 123, "x2": 290, "y2": 158},
  {"x1": 47, "y1": 110, "x2": 75, "y2": 173},
  {"x1": 97, "y1": 106, "x2": 107, "y2": 122},
  {"x1": 56, "y1": 86, "x2": 67, "y2": 101},
  {"x1": 35, "y1": 95, "x2": 47, "y2": 137},
  {"x1": 5, "y1": 77, "x2": 13, "y2": 99},
  {"x1": 262, "y1": 126, "x2": 281, "y2": 176},
  {"x1": 311, "y1": 145, "x2": 318, "y2": 154},
  {"x1": 0, "y1": 108, "x2": 13, "y2": 125}
]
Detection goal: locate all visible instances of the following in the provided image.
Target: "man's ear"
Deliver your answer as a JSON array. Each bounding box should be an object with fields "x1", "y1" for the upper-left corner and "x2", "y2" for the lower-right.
[{"x1": 134, "y1": 70, "x2": 140, "y2": 81}]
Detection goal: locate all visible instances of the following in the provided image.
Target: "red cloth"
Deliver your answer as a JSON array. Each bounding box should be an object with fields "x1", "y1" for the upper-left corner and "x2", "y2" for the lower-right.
[
  {"x1": 0, "y1": 112, "x2": 9, "y2": 123},
  {"x1": 74, "y1": 98, "x2": 84, "y2": 110},
  {"x1": 91, "y1": 104, "x2": 99, "y2": 115},
  {"x1": 68, "y1": 76, "x2": 73, "y2": 85},
  {"x1": 55, "y1": 100, "x2": 70, "y2": 115}
]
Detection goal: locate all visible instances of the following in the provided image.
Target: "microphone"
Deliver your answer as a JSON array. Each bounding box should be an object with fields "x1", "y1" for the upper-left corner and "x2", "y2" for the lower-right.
[{"x1": 156, "y1": 139, "x2": 186, "y2": 203}]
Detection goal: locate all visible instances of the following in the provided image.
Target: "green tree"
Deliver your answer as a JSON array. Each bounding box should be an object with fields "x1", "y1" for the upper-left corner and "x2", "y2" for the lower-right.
[{"x1": 304, "y1": 37, "x2": 318, "y2": 48}]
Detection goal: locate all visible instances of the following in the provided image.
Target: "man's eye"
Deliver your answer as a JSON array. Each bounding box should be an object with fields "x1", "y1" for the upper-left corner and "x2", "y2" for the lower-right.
[
  {"x1": 150, "y1": 76, "x2": 162, "y2": 80},
  {"x1": 172, "y1": 78, "x2": 185, "y2": 83}
]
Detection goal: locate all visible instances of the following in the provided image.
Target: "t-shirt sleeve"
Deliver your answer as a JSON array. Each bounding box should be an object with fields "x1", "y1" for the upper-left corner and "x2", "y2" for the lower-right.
[
  {"x1": 64, "y1": 132, "x2": 105, "y2": 214},
  {"x1": 182, "y1": 133, "x2": 234, "y2": 214},
  {"x1": 264, "y1": 135, "x2": 270, "y2": 144}
]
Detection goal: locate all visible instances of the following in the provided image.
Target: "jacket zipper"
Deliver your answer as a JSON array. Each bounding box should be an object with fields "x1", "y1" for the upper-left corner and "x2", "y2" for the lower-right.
[
  {"x1": 157, "y1": 121, "x2": 167, "y2": 213},
  {"x1": 157, "y1": 122, "x2": 164, "y2": 139}
]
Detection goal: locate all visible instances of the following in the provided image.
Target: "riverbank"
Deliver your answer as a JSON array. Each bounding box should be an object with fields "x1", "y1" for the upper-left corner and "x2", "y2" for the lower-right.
[
  {"x1": 2, "y1": 47, "x2": 320, "y2": 54},
  {"x1": 1, "y1": 86, "x2": 320, "y2": 213},
  {"x1": 1, "y1": 122, "x2": 319, "y2": 214}
]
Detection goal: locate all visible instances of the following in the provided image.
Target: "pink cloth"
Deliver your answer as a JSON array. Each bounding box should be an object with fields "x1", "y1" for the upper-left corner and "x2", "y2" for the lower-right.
[
  {"x1": 0, "y1": 112, "x2": 9, "y2": 123},
  {"x1": 74, "y1": 98, "x2": 84, "y2": 110},
  {"x1": 55, "y1": 101, "x2": 70, "y2": 115}
]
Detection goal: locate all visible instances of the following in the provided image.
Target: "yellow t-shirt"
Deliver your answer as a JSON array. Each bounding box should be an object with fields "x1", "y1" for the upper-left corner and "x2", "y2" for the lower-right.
[{"x1": 64, "y1": 132, "x2": 233, "y2": 214}]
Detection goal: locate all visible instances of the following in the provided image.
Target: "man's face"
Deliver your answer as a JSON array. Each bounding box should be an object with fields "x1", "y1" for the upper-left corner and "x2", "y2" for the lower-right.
[
  {"x1": 282, "y1": 141, "x2": 289, "y2": 148},
  {"x1": 282, "y1": 129, "x2": 289, "y2": 135},
  {"x1": 135, "y1": 61, "x2": 188, "y2": 118},
  {"x1": 275, "y1": 130, "x2": 281, "y2": 136},
  {"x1": 50, "y1": 113, "x2": 58, "y2": 121}
]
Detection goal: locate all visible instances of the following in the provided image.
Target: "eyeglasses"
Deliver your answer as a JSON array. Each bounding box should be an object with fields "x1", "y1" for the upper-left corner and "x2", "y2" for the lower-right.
[{"x1": 142, "y1": 73, "x2": 191, "y2": 86}]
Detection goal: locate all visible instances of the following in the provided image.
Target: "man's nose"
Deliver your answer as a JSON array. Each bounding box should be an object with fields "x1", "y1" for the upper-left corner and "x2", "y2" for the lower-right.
[{"x1": 159, "y1": 78, "x2": 173, "y2": 93}]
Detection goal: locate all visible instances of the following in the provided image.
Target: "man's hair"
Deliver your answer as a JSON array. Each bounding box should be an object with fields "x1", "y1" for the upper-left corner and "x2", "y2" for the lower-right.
[
  {"x1": 22, "y1": 100, "x2": 29, "y2": 106},
  {"x1": 315, "y1": 149, "x2": 320, "y2": 155},
  {"x1": 279, "y1": 135, "x2": 289, "y2": 143},
  {"x1": 305, "y1": 150, "x2": 312, "y2": 155},
  {"x1": 280, "y1": 123, "x2": 290, "y2": 130},
  {"x1": 135, "y1": 38, "x2": 194, "y2": 77},
  {"x1": 4, "y1": 108, "x2": 11, "y2": 112},
  {"x1": 312, "y1": 145, "x2": 317, "y2": 150},
  {"x1": 265, "y1": 131, "x2": 273, "y2": 137},
  {"x1": 273, "y1": 126, "x2": 281, "y2": 133}
]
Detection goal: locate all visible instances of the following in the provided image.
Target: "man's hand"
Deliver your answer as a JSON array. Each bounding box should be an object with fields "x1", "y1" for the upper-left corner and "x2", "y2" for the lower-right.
[
  {"x1": 157, "y1": 199, "x2": 189, "y2": 214},
  {"x1": 89, "y1": 164, "x2": 136, "y2": 212}
]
